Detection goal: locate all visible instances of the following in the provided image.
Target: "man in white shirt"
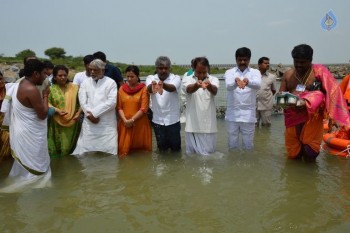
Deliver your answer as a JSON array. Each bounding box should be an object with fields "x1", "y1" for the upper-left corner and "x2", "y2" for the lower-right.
[
  {"x1": 73, "y1": 54, "x2": 94, "y2": 87},
  {"x1": 72, "y1": 59, "x2": 118, "y2": 156},
  {"x1": 182, "y1": 57, "x2": 219, "y2": 155},
  {"x1": 224, "y1": 47, "x2": 261, "y2": 149},
  {"x1": 146, "y1": 56, "x2": 181, "y2": 152}
]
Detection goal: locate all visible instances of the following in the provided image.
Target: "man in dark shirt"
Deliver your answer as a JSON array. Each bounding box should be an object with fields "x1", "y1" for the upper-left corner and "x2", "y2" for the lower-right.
[{"x1": 93, "y1": 51, "x2": 123, "y2": 88}]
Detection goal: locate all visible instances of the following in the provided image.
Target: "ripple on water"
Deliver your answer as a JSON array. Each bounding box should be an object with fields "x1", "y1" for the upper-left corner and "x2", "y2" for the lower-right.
[{"x1": 1, "y1": 119, "x2": 350, "y2": 232}]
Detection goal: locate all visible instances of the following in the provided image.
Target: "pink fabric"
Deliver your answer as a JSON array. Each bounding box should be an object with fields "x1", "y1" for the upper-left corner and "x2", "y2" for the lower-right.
[
  {"x1": 283, "y1": 64, "x2": 350, "y2": 128},
  {"x1": 299, "y1": 90, "x2": 325, "y2": 116},
  {"x1": 313, "y1": 64, "x2": 350, "y2": 128},
  {"x1": 284, "y1": 107, "x2": 308, "y2": 128}
]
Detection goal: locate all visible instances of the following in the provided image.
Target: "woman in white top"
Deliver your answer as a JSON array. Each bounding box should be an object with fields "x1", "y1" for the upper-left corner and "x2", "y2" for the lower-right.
[{"x1": 182, "y1": 57, "x2": 219, "y2": 155}]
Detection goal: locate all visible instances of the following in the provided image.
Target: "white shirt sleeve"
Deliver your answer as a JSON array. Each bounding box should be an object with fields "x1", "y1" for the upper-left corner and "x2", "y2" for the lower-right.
[
  {"x1": 90, "y1": 81, "x2": 118, "y2": 118},
  {"x1": 225, "y1": 69, "x2": 237, "y2": 91},
  {"x1": 247, "y1": 69, "x2": 261, "y2": 90},
  {"x1": 171, "y1": 75, "x2": 182, "y2": 93},
  {"x1": 210, "y1": 76, "x2": 220, "y2": 89}
]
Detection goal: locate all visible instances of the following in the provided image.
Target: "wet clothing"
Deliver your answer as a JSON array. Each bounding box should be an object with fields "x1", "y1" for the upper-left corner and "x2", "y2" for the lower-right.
[
  {"x1": 7, "y1": 83, "x2": 51, "y2": 177},
  {"x1": 153, "y1": 121, "x2": 181, "y2": 151},
  {"x1": 283, "y1": 64, "x2": 350, "y2": 160},
  {"x1": 182, "y1": 74, "x2": 219, "y2": 155},
  {"x1": 48, "y1": 83, "x2": 81, "y2": 158},
  {"x1": 256, "y1": 72, "x2": 277, "y2": 126},
  {"x1": 224, "y1": 66, "x2": 261, "y2": 149},
  {"x1": 72, "y1": 76, "x2": 118, "y2": 156},
  {"x1": 146, "y1": 73, "x2": 181, "y2": 151},
  {"x1": 117, "y1": 84, "x2": 152, "y2": 156}
]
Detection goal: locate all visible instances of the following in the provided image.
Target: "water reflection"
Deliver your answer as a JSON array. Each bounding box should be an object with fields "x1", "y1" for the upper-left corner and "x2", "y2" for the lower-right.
[{"x1": 1, "y1": 118, "x2": 350, "y2": 232}]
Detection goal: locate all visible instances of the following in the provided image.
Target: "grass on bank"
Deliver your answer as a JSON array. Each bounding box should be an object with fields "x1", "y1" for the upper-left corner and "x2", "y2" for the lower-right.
[{"x1": 0, "y1": 56, "x2": 226, "y2": 77}]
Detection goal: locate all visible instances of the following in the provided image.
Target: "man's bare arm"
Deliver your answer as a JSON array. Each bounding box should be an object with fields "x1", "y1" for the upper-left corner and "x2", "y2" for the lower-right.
[
  {"x1": 280, "y1": 69, "x2": 296, "y2": 93},
  {"x1": 29, "y1": 86, "x2": 49, "y2": 120},
  {"x1": 162, "y1": 82, "x2": 176, "y2": 92},
  {"x1": 206, "y1": 82, "x2": 218, "y2": 96}
]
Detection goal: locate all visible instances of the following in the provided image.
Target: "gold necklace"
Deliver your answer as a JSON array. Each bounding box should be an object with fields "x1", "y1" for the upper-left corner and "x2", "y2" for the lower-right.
[{"x1": 294, "y1": 67, "x2": 312, "y2": 86}]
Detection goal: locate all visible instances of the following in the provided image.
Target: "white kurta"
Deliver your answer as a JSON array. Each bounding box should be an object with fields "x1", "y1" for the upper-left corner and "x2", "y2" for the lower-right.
[
  {"x1": 182, "y1": 75, "x2": 219, "y2": 155},
  {"x1": 9, "y1": 83, "x2": 51, "y2": 177},
  {"x1": 72, "y1": 76, "x2": 118, "y2": 156},
  {"x1": 182, "y1": 74, "x2": 219, "y2": 133}
]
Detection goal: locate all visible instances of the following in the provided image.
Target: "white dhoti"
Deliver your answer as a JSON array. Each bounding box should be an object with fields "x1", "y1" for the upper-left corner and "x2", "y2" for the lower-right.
[
  {"x1": 0, "y1": 160, "x2": 51, "y2": 193},
  {"x1": 0, "y1": 84, "x2": 51, "y2": 193},
  {"x1": 185, "y1": 132, "x2": 217, "y2": 156},
  {"x1": 9, "y1": 84, "x2": 50, "y2": 175}
]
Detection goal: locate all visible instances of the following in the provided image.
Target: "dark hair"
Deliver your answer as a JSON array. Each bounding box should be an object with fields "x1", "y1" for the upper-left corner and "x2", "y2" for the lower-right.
[
  {"x1": 83, "y1": 54, "x2": 94, "y2": 65},
  {"x1": 193, "y1": 57, "x2": 210, "y2": 69},
  {"x1": 125, "y1": 65, "x2": 140, "y2": 82},
  {"x1": 0, "y1": 71, "x2": 3, "y2": 76},
  {"x1": 52, "y1": 65, "x2": 69, "y2": 84},
  {"x1": 190, "y1": 58, "x2": 195, "y2": 68},
  {"x1": 23, "y1": 59, "x2": 45, "y2": 77},
  {"x1": 125, "y1": 65, "x2": 140, "y2": 76},
  {"x1": 43, "y1": 60, "x2": 54, "y2": 69},
  {"x1": 19, "y1": 69, "x2": 25, "y2": 78},
  {"x1": 291, "y1": 44, "x2": 313, "y2": 61},
  {"x1": 235, "y1": 47, "x2": 251, "y2": 59},
  {"x1": 23, "y1": 56, "x2": 37, "y2": 65},
  {"x1": 258, "y1": 57, "x2": 269, "y2": 64},
  {"x1": 93, "y1": 51, "x2": 107, "y2": 62}
]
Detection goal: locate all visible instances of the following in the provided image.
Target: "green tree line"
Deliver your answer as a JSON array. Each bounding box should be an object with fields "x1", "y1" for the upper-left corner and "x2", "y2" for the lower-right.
[{"x1": 0, "y1": 47, "x2": 225, "y2": 77}]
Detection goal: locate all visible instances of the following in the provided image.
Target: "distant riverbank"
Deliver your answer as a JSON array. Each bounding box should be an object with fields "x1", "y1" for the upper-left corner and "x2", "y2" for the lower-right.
[{"x1": 1, "y1": 60, "x2": 349, "y2": 83}]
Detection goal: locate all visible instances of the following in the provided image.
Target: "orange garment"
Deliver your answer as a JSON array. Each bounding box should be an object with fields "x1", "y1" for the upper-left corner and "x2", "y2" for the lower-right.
[
  {"x1": 285, "y1": 114, "x2": 324, "y2": 159},
  {"x1": 117, "y1": 86, "x2": 152, "y2": 156},
  {"x1": 333, "y1": 74, "x2": 350, "y2": 140},
  {"x1": 0, "y1": 113, "x2": 11, "y2": 162},
  {"x1": 339, "y1": 74, "x2": 350, "y2": 110},
  {"x1": 0, "y1": 83, "x2": 10, "y2": 162}
]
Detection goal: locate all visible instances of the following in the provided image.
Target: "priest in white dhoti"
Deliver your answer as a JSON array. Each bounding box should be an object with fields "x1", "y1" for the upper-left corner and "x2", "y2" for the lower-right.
[
  {"x1": 71, "y1": 59, "x2": 118, "y2": 156},
  {"x1": 1, "y1": 59, "x2": 51, "y2": 185},
  {"x1": 182, "y1": 57, "x2": 219, "y2": 155}
]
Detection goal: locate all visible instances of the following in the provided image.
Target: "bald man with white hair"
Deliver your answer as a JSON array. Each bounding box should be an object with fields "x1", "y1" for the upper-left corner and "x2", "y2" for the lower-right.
[{"x1": 72, "y1": 59, "x2": 118, "y2": 156}]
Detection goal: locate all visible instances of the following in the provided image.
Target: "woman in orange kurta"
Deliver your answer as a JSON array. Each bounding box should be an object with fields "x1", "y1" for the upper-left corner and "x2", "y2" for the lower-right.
[{"x1": 117, "y1": 65, "x2": 152, "y2": 157}]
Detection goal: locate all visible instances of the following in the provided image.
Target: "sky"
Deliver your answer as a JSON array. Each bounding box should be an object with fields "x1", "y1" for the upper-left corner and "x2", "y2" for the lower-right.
[{"x1": 0, "y1": 0, "x2": 349, "y2": 65}]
